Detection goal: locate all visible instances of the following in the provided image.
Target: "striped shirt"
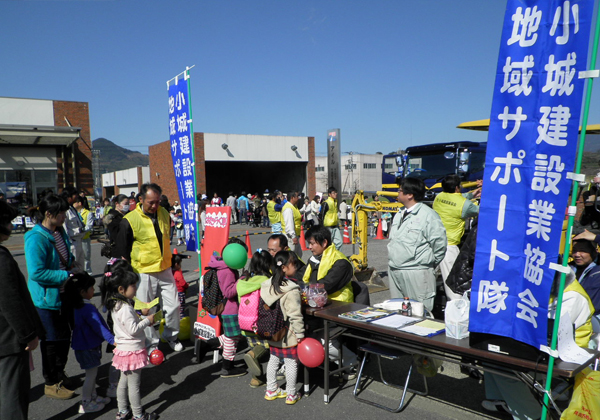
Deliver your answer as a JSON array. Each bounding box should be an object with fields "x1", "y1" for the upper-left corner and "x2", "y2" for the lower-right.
[{"x1": 52, "y1": 230, "x2": 69, "y2": 269}]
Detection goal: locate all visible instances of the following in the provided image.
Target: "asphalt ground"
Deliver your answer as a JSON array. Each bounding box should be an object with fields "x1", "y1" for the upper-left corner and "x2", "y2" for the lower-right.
[{"x1": 6, "y1": 222, "x2": 515, "y2": 420}]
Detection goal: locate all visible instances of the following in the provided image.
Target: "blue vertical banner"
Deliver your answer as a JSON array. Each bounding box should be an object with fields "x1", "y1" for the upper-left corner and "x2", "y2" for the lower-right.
[
  {"x1": 470, "y1": 0, "x2": 593, "y2": 348},
  {"x1": 168, "y1": 73, "x2": 198, "y2": 252}
]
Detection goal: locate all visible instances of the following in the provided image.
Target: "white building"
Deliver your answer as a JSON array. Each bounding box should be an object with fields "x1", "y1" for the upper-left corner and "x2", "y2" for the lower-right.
[
  {"x1": 101, "y1": 166, "x2": 150, "y2": 198},
  {"x1": 315, "y1": 153, "x2": 384, "y2": 196}
]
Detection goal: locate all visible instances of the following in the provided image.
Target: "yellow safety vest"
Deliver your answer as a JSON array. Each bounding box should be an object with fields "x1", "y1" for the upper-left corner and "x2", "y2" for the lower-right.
[
  {"x1": 433, "y1": 192, "x2": 467, "y2": 246},
  {"x1": 565, "y1": 280, "x2": 594, "y2": 348},
  {"x1": 303, "y1": 245, "x2": 354, "y2": 302},
  {"x1": 81, "y1": 208, "x2": 91, "y2": 240},
  {"x1": 267, "y1": 201, "x2": 281, "y2": 225},
  {"x1": 323, "y1": 197, "x2": 338, "y2": 227},
  {"x1": 125, "y1": 203, "x2": 172, "y2": 273},
  {"x1": 281, "y1": 201, "x2": 301, "y2": 237}
]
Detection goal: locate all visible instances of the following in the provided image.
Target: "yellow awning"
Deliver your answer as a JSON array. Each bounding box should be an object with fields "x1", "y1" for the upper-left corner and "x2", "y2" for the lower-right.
[{"x1": 457, "y1": 119, "x2": 600, "y2": 134}]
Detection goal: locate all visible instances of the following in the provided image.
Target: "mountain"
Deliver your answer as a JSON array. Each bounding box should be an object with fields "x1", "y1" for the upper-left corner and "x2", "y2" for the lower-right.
[{"x1": 92, "y1": 138, "x2": 149, "y2": 173}]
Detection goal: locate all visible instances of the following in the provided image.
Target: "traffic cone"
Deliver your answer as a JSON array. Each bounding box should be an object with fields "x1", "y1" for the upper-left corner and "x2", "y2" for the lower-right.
[
  {"x1": 173, "y1": 248, "x2": 178, "y2": 255},
  {"x1": 343, "y1": 222, "x2": 351, "y2": 244},
  {"x1": 375, "y1": 219, "x2": 385, "y2": 240},
  {"x1": 300, "y1": 226, "x2": 308, "y2": 251},
  {"x1": 245, "y1": 231, "x2": 252, "y2": 257}
]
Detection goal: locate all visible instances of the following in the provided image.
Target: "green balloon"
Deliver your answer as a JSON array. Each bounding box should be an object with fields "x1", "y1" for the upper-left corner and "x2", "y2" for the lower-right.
[{"x1": 222, "y1": 243, "x2": 248, "y2": 269}]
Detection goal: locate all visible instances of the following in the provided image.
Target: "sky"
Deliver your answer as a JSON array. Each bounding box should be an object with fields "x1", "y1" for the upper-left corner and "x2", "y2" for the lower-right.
[{"x1": 2, "y1": 0, "x2": 600, "y2": 156}]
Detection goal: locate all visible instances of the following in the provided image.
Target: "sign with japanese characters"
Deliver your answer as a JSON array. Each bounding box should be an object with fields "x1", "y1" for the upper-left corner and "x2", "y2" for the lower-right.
[
  {"x1": 470, "y1": 0, "x2": 593, "y2": 349},
  {"x1": 168, "y1": 75, "x2": 198, "y2": 252}
]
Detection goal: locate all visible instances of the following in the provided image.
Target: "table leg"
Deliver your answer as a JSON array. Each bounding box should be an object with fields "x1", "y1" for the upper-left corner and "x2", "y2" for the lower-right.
[{"x1": 324, "y1": 319, "x2": 330, "y2": 404}]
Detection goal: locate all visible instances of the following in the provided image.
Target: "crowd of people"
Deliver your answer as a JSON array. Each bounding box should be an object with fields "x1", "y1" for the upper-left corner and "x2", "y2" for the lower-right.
[{"x1": 1, "y1": 175, "x2": 599, "y2": 420}]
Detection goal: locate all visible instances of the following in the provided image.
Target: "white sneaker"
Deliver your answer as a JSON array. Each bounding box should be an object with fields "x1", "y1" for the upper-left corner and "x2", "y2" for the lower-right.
[
  {"x1": 168, "y1": 339, "x2": 183, "y2": 352},
  {"x1": 106, "y1": 384, "x2": 118, "y2": 398},
  {"x1": 79, "y1": 400, "x2": 105, "y2": 413}
]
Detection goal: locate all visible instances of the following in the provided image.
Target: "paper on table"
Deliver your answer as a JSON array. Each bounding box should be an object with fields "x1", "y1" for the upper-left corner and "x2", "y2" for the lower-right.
[
  {"x1": 371, "y1": 314, "x2": 416, "y2": 329},
  {"x1": 557, "y1": 312, "x2": 592, "y2": 364},
  {"x1": 399, "y1": 324, "x2": 443, "y2": 336}
]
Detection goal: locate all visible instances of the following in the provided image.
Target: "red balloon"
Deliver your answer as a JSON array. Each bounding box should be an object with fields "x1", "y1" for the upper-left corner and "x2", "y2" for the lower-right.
[
  {"x1": 149, "y1": 349, "x2": 164, "y2": 366},
  {"x1": 297, "y1": 338, "x2": 325, "y2": 368}
]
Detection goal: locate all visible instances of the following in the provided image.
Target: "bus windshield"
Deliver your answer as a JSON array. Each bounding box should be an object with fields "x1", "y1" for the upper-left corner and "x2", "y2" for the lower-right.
[{"x1": 405, "y1": 152, "x2": 456, "y2": 180}]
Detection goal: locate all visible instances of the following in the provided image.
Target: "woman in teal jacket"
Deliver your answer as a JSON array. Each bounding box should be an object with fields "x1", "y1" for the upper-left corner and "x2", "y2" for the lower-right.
[{"x1": 24, "y1": 193, "x2": 76, "y2": 400}]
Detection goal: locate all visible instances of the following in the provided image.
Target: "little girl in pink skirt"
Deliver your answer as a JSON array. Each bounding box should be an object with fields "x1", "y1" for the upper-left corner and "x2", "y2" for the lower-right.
[{"x1": 101, "y1": 260, "x2": 158, "y2": 420}]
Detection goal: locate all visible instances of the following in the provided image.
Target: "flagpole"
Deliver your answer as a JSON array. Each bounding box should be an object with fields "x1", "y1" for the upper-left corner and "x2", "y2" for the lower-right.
[
  {"x1": 541, "y1": 7, "x2": 600, "y2": 419},
  {"x1": 183, "y1": 66, "x2": 203, "y2": 274}
]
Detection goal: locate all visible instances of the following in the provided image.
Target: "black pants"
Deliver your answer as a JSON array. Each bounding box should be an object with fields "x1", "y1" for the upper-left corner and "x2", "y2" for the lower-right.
[
  {"x1": 0, "y1": 351, "x2": 30, "y2": 420},
  {"x1": 40, "y1": 340, "x2": 70, "y2": 385}
]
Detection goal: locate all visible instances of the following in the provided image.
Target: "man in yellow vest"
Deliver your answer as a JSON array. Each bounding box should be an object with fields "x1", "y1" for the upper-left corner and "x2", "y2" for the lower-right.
[
  {"x1": 433, "y1": 174, "x2": 480, "y2": 301},
  {"x1": 319, "y1": 187, "x2": 343, "y2": 250},
  {"x1": 266, "y1": 191, "x2": 283, "y2": 234},
  {"x1": 74, "y1": 196, "x2": 94, "y2": 275},
  {"x1": 115, "y1": 183, "x2": 182, "y2": 352},
  {"x1": 281, "y1": 191, "x2": 303, "y2": 258}
]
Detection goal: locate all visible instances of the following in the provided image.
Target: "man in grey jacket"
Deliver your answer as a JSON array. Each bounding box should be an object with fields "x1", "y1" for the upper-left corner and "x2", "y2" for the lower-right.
[{"x1": 387, "y1": 177, "x2": 447, "y2": 311}]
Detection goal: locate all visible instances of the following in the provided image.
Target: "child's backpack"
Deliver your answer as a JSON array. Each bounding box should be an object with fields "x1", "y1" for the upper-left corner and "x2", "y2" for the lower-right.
[
  {"x1": 202, "y1": 268, "x2": 226, "y2": 316},
  {"x1": 238, "y1": 289, "x2": 261, "y2": 331},
  {"x1": 255, "y1": 297, "x2": 286, "y2": 341}
]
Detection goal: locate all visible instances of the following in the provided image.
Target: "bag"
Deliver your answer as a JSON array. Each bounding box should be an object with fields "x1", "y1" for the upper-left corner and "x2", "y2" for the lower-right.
[
  {"x1": 255, "y1": 297, "x2": 286, "y2": 341},
  {"x1": 445, "y1": 292, "x2": 470, "y2": 339},
  {"x1": 202, "y1": 268, "x2": 226, "y2": 316},
  {"x1": 238, "y1": 289, "x2": 261, "y2": 331},
  {"x1": 561, "y1": 368, "x2": 600, "y2": 420},
  {"x1": 98, "y1": 237, "x2": 113, "y2": 258}
]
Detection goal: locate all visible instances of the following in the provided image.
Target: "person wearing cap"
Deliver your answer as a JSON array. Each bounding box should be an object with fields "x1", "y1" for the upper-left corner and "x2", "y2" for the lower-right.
[
  {"x1": 569, "y1": 239, "x2": 600, "y2": 315},
  {"x1": 0, "y1": 200, "x2": 45, "y2": 415}
]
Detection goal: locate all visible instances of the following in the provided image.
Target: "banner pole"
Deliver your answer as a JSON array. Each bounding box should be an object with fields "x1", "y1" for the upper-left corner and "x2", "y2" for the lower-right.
[
  {"x1": 540, "y1": 6, "x2": 600, "y2": 419},
  {"x1": 183, "y1": 66, "x2": 202, "y2": 274}
]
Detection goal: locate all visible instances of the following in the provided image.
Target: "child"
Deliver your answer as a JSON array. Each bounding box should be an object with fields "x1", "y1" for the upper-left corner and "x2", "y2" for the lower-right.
[
  {"x1": 237, "y1": 250, "x2": 273, "y2": 388},
  {"x1": 260, "y1": 251, "x2": 305, "y2": 405},
  {"x1": 172, "y1": 254, "x2": 188, "y2": 319},
  {"x1": 63, "y1": 272, "x2": 114, "y2": 413},
  {"x1": 175, "y1": 210, "x2": 184, "y2": 246},
  {"x1": 101, "y1": 261, "x2": 158, "y2": 420},
  {"x1": 196, "y1": 238, "x2": 248, "y2": 378}
]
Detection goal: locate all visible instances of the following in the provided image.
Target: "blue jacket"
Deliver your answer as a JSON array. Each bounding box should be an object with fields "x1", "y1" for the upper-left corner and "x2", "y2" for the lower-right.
[
  {"x1": 25, "y1": 224, "x2": 73, "y2": 310},
  {"x1": 71, "y1": 302, "x2": 114, "y2": 351}
]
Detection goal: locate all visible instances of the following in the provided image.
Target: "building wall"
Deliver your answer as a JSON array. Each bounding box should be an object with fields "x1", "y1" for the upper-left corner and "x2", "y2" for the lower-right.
[
  {"x1": 315, "y1": 153, "x2": 384, "y2": 195},
  {"x1": 149, "y1": 132, "x2": 314, "y2": 204},
  {"x1": 53, "y1": 100, "x2": 93, "y2": 194}
]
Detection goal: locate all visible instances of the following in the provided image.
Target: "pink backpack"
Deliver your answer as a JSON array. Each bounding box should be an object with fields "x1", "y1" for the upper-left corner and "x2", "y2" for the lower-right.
[{"x1": 238, "y1": 289, "x2": 261, "y2": 331}]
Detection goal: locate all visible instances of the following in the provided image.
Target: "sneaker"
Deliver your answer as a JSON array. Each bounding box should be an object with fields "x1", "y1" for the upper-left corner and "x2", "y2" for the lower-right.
[
  {"x1": 264, "y1": 388, "x2": 287, "y2": 401},
  {"x1": 133, "y1": 412, "x2": 158, "y2": 420},
  {"x1": 116, "y1": 409, "x2": 132, "y2": 420},
  {"x1": 93, "y1": 394, "x2": 111, "y2": 404},
  {"x1": 342, "y1": 367, "x2": 358, "y2": 381},
  {"x1": 243, "y1": 351, "x2": 263, "y2": 377},
  {"x1": 167, "y1": 339, "x2": 183, "y2": 352},
  {"x1": 481, "y1": 399, "x2": 509, "y2": 413},
  {"x1": 286, "y1": 393, "x2": 301, "y2": 405},
  {"x1": 44, "y1": 383, "x2": 75, "y2": 400},
  {"x1": 78, "y1": 400, "x2": 106, "y2": 413},
  {"x1": 107, "y1": 383, "x2": 118, "y2": 398},
  {"x1": 249, "y1": 377, "x2": 266, "y2": 388}
]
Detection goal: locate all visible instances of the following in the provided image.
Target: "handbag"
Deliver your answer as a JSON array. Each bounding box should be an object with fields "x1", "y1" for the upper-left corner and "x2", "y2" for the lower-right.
[{"x1": 98, "y1": 237, "x2": 113, "y2": 258}]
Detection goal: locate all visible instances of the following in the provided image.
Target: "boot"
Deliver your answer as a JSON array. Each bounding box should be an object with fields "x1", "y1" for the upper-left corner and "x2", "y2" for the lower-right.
[
  {"x1": 195, "y1": 337, "x2": 220, "y2": 364},
  {"x1": 243, "y1": 345, "x2": 266, "y2": 377},
  {"x1": 219, "y1": 359, "x2": 247, "y2": 378},
  {"x1": 45, "y1": 383, "x2": 75, "y2": 400}
]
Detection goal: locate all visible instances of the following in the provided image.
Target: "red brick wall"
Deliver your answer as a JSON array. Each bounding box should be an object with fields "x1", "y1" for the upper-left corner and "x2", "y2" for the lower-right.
[
  {"x1": 307, "y1": 136, "x2": 315, "y2": 198},
  {"x1": 52, "y1": 100, "x2": 93, "y2": 194},
  {"x1": 194, "y1": 133, "x2": 206, "y2": 197}
]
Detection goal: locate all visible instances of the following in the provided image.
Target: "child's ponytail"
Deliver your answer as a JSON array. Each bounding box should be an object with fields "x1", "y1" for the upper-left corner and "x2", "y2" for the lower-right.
[
  {"x1": 271, "y1": 251, "x2": 295, "y2": 294},
  {"x1": 100, "y1": 258, "x2": 138, "y2": 311}
]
